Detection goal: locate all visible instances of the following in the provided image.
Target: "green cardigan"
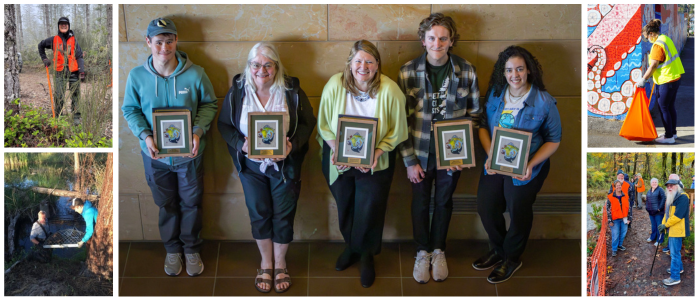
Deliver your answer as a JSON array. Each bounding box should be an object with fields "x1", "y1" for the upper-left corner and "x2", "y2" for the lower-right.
[{"x1": 317, "y1": 73, "x2": 408, "y2": 185}]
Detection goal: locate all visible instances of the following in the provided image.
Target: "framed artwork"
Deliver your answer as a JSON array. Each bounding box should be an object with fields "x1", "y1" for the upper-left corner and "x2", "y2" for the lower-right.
[
  {"x1": 333, "y1": 115, "x2": 378, "y2": 168},
  {"x1": 248, "y1": 112, "x2": 287, "y2": 159},
  {"x1": 486, "y1": 127, "x2": 532, "y2": 177},
  {"x1": 152, "y1": 110, "x2": 192, "y2": 157},
  {"x1": 433, "y1": 118, "x2": 475, "y2": 170}
]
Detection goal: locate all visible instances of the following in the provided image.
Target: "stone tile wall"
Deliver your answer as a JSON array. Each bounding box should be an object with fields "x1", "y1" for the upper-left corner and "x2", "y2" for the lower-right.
[{"x1": 119, "y1": 4, "x2": 582, "y2": 241}]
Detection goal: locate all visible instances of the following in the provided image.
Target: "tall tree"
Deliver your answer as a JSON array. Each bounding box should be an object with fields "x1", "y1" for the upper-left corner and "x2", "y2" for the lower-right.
[
  {"x1": 632, "y1": 153, "x2": 638, "y2": 175},
  {"x1": 74, "y1": 153, "x2": 81, "y2": 193},
  {"x1": 84, "y1": 153, "x2": 113, "y2": 279},
  {"x1": 106, "y1": 5, "x2": 112, "y2": 50},
  {"x1": 662, "y1": 153, "x2": 668, "y2": 183},
  {"x1": 85, "y1": 4, "x2": 90, "y2": 34},
  {"x1": 679, "y1": 153, "x2": 685, "y2": 178},
  {"x1": 43, "y1": 4, "x2": 50, "y2": 38},
  {"x1": 15, "y1": 4, "x2": 21, "y2": 52},
  {"x1": 72, "y1": 4, "x2": 76, "y2": 24},
  {"x1": 4, "y1": 4, "x2": 20, "y2": 115},
  {"x1": 671, "y1": 153, "x2": 677, "y2": 175},
  {"x1": 645, "y1": 153, "x2": 651, "y2": 179}
]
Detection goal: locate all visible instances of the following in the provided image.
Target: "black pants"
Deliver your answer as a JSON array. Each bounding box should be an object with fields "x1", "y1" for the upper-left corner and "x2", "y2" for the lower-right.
[
  {"x1": 142, "y1": 152, "x2": 204, "y2": 254},
  {"x1": 655, "y1": 78, "x2": 681, "y2": 138},
  {"x1": 239, "y1": 158, "x2": 300, "y2": 244},
  {"x1": 476, "y1": 160, "x2": 550, "y2": 261},
  {"x1": 53, "y1": 70, "x2": 80, "y2": 116},
  {"x1": 411, "y1": 153, "x2": 461, "y2": 252},
  {"x1": 322, "y1": 142, "x2": 396, "y2": 255}
]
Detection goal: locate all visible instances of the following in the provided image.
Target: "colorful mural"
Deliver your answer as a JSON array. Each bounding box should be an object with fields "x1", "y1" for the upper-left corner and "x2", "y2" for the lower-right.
[{"x1": 587, "y1": 4, "x2": 688, "y2": 120}]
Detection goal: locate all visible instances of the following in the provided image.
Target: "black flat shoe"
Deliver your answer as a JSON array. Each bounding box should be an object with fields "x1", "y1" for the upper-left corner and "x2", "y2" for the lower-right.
[
  {"x1": 472, "y1": 249, "x2": 503, "y2": 270},
  {"x1": 336, "y1": 247, "x2": 360, "y2": 271},
  {"x1": 360, "y1": 254, "x2": 375, "y2": 288},
  {"x1": 487, "y1": 259, "x2": 522, "y2": 284}
]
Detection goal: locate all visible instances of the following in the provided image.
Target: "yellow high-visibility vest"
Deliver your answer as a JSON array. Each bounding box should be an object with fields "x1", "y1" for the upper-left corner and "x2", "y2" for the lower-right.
[{"x1": 651, "y1": 34, "x2": 684, "y2": 85}]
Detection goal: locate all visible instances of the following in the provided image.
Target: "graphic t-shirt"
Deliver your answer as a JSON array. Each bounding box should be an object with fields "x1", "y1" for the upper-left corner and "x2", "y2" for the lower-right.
[
  {"x1": 498, "y1": 86, "x2": 531, "y2": 129},
  {"x1": 426, "y1": 60, "x2": 452, "y2": 155}
]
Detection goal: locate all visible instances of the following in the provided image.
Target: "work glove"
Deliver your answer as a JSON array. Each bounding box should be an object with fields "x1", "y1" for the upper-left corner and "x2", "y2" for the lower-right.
[
  {"x1": 43, "y1": 58, "x2": 51, "y2": 68},
  {"x1": 77, "y1": 241, "x2": 84, "y2": 248},
  {"x1": 635, "y1": 81, "x2": 645, "y2": 88},
  {"x1": 657, "y1": 223, "x2": 667, "y2": 232},
  {"x1": 80, "y1": 72, "x2": 86, "y2": 82}
]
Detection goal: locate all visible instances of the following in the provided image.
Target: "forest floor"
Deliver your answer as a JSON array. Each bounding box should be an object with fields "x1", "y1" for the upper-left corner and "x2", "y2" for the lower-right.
[
  {"x1": 16, "y1": 66, "x2": 113, "y2": 139},
  {"x1": 4, "y1": 258, "x2": 112, "y2": 296},
  {"x1": 605, "y1": 207, "x2": 694, "y2": 296}
]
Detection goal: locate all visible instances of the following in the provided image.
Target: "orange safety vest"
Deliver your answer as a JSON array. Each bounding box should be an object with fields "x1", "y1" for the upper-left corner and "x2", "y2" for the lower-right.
[
  {"x1": 52, "y1": 35, "x2": 79, "y2": 72},
  {"x1": 608, "y1": 192, "x2": 629, "y2": 221},
  {"x1": 611, "y1": 181, "x2": 631, "y2": 193},
  {"x1": 636, "y1": 178, "x2": 645, "y2": 193}
]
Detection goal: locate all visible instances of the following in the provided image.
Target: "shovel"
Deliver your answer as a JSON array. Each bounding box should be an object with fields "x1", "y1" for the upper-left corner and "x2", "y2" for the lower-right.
[{"x1": 45, "y1": 66, "x2": 57, "y2": 127}]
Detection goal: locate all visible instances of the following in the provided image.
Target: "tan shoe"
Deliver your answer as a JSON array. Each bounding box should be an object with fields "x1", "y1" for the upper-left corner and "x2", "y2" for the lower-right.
[
  {"x1": 413, "y1": 250, "x2": 431, "y2": 284},
  {"x1": 431, "y1": 249, "x2": 448, "y2": 282}
]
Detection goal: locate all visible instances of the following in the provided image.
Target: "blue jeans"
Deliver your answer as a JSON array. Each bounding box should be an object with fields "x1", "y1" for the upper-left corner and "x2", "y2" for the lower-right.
[
  {"x1": 669, "y1": 237, "x2": 683, "y2": 281},
  {"x1": 648, "y1": 213, "x2": 665, "y2": 242},
  {"x1": 611, "y1": 219, "x2": 628, "y2": 254}
]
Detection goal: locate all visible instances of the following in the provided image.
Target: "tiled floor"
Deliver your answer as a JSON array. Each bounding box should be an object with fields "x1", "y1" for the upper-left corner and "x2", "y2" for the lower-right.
[{"x1": 119, "y1": 239, "x2": 581, "y2": 296}]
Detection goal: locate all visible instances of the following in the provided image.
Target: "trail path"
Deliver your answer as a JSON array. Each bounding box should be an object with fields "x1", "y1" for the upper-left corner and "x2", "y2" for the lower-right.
[{"x1": 606, "y1": 207, "x2": 694, "y2": 296}]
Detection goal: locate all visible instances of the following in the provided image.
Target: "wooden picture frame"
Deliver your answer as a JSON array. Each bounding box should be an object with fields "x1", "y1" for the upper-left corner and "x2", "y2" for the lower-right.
[
  {"x1": 333, "y1": 115, "x2": 378, "y2": 168},
  {"x1": 433, "y1": 118, "x2": 476, "y2": 170},
  {"x1": 248, "y1": 112, "x2": 287, "y2": 159},
  {"x1": 486, "y1": 127, "x2": 532, "y2": 177},
  {"x1": 152, "y1": 111, "x2": 193, "y2": 157}
]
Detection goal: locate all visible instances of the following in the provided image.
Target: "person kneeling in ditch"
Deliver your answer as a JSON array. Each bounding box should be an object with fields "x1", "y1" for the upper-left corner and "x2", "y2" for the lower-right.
[
  {"x1": 657, "y1": 174, "x2": 689, "y2": 286},
  {"x1": 29, "y1": 211, "x2": 52, "y2": 263},
  {"x1": 70, "y1": 198, "x2": 97, "y2": 248},
  {"x1": 607, "y1": 180, "x2": 632, "y2": 257},
  {"x1": 37, "y1": 17, "x2": 85, "y2": 122}
]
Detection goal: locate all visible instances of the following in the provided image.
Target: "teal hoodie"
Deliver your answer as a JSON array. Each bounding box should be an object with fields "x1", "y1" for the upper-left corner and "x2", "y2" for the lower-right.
[
  {"x1": 122, "y1": 50, "x2": 218, "y2": 165},
  {"x1": 80, "y1": 200, "x2": 98, "y2": 243}
]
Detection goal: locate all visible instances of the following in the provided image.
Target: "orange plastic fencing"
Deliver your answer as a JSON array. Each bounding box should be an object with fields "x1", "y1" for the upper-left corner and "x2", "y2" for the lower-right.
[{"x1": 587, "y1": 208, "x2": 607, "y2": 296}]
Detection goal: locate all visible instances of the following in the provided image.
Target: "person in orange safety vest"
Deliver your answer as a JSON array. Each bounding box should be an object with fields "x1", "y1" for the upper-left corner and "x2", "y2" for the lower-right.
[
  {"x1": 38, "y1": 16, "x2": 85, "y2": 120},
  {"x1": 606, "y1": 180, "x2": 632, "y2": 257}
]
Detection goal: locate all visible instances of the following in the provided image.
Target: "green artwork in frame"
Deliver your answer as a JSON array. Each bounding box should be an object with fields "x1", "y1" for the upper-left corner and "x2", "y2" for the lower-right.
[
  {"x1": 486, "y1": 127, "x2": 532, "y2": 177},
  {"x1": 334, "y1": 115, "x2": 378, "y2": 168},
  {"x1": 248, "y1": 112, "x2": 287, "y2": 159},
  {"x1": 433, "y1": 118, "x2": 475, "y2": 170},
  {"x1": 152, "y1": 110, "x2": 192, "y2": 157}
]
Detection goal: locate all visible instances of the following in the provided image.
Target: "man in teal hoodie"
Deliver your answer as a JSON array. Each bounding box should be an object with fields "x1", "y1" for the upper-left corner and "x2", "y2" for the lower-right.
[
  {"x1": 121, "y1": 18, "x2": 217, "y2": 277},
  {"x1": 71, "y1": 198, "x2": 98, "y2": 247}
]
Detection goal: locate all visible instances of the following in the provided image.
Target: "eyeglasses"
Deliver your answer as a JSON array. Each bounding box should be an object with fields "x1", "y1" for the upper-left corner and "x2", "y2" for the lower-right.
[{"x1": 249, "y1": 62, "x2": 275, "y2": 70}]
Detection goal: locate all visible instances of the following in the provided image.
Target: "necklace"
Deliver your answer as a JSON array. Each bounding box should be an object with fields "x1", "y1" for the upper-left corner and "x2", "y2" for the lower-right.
[{"x1": 353, "y1": 91, "x2": 370, "y2": 102}]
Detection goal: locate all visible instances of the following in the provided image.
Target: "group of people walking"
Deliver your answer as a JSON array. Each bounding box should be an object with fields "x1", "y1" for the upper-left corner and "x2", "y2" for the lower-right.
[
  {"x1": 605, "y1": 171, "x2": 690, "y2": 286},
  {"x1": 122, "y1": 13, "x2": 563, "y2": 292}
]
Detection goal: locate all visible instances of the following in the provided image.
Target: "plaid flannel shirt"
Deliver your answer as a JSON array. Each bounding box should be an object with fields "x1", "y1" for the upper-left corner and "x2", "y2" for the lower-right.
[{"x1": 397, "y1": 52, "x2": 481, "y2": 169}]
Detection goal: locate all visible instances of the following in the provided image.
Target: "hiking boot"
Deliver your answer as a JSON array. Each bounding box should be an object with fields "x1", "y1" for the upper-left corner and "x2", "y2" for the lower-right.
[
  {"x1": 612, "y1": 252, "x2": 617, "y2": 257},
  {"x1": 431, "y1": 249, "x2": 448, "y2": 282},
  {"x1": 413, "y1": 250, "x2": 431, "y2": 284},
  {"x1": 164, "y1": 253, "x2": 183, "y2": 276},
  {"x1": 662, "y1": 277, "x2": 681, "y2": 286},
  {"x1": 618, "y1": 245, "x2": 626, "y2": 251},
  {"x1": 667, "y1": 268, "x2": 684, "y2": 274},
  {"x1": 185, "y1": 253, "x2": 204, "y2": 276},
  {"x1": 655, "y1": 136, "x2": 675, "y2": 144}
]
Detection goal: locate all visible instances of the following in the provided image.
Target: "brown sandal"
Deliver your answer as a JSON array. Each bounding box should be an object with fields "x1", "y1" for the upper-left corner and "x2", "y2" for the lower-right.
[
  {"x1": 274, "y1": 268, "x2": 292, "y2": 293},
  {"x1": 255, "y1": 269, "x2": 273, "y2": 293}
]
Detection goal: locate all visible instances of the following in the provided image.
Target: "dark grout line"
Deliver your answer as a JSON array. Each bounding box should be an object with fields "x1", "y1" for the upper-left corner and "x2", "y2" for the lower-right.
[
  {"x1": 212, "y1": 242, "x2": 220, "y2": 296},
  {"x1": 398, "y1": 243, "x2": 403, "y2": 296}
]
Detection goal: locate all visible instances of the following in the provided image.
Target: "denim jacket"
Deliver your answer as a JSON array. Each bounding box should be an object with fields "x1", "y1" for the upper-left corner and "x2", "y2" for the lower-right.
[{"x1": 479, "y1": 85, "x2": 561, "y2": 185}]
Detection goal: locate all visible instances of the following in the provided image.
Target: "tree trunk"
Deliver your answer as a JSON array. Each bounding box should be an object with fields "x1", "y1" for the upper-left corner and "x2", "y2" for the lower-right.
[
  {"x1": 671, "y1": 153, "x2": 677, "y2": 175},
  {"x1": 662, "y1": 153, "x2": 668, "y2": 183},
  {"x1": 7, "y1": 213, "x2": 20, "y2": 257},
  {"x1": 43, "y1": 4, "x2": 50, "y2": 38},
  {"x1": 15, "y1": 4, "x2": 21, "y2": 52},
  {"x1": 74, "y1": 153, "x2": 81, "y2": 193},
  {"x1": 679, "y1": 153, "x2": 684, "y2": 178},
  {"x1": 72, "y1": 4, "x2": 77, "y2": 25},
  {"x1": 4, "y1": 4, "x2": 20, "y2": 114},
  {"x1": 645, "y1": 153, "x2": 651, "y2": 179},
  {"x1": 84, "y1": 153, "x2": 113, "y2": 279},
  {"x1": 623, "y1": 154, "x2": 629, "y2": 174},
  {"x1": 85, "y1": 4, "x2": 90, "y2": 34},
  {"x1": 30, "y1": 187, "x2": 99, "y2": 200},
  {"x1": 106, "y1": 4, "x2": 112, "y2": 50},
  {"x1": 632, "y1": 153, "x2": 638, "y2": 175}
]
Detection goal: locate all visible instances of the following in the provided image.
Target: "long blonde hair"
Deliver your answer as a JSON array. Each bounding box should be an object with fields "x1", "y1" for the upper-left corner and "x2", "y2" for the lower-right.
[
  {"x1": 244, "y1": 42, "x2": 290, "y2": 97},
  {"x1": 341, "y1": 40, "x2": 382, "y2": 98}
]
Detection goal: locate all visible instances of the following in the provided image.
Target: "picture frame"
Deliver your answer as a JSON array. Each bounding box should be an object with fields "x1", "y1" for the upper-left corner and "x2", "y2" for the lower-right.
[
  {"x1": 486, "y1": 127, "x2": 532, "y2": 177},
  {"x1": 248, "y1": 112, "x2": 287, "y2": 159},
  {"x1": 333, "y1": 115, "x2": 378, "y2": 168},
  {"x1": 433, "y1": 118, "x2": 476, "y2": 170},
  {"x1": 152, "y1": 110, "x2": 193, "y2": 157}
]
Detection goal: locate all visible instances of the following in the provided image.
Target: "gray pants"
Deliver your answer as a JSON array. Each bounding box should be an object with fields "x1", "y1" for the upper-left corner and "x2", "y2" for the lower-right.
[
  {"x1": 53, "y1": 70, "x2": 80, "y2": 116},
  {"x1": 142, "y1": 152, "x2": 204, "y2": 254}
]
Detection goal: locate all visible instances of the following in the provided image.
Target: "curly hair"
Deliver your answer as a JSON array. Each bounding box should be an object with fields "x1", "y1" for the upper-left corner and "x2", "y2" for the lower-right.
[
  {"x1": 417, "y1": 13, "x2": 459, "y2": 51},
  {"x1": 643, "y1": 19, "x2": 662, "y2": 36},
  {"x1": 486, "y1": 45, "x2": 546, "y2": 98}
]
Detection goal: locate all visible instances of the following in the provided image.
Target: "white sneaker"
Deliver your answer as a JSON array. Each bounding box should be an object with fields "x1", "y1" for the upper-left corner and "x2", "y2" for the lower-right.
[
  {"x1": 646, "y1": 238, "x2": 653, "y2": 243},
  {"x1": 674, "y1": 134, "x2": 678, "y2": 139},
  {"x1": 654, "y1": 242, "x2": 659, "y2": 247},
  {"x1": 413, "y1": 250, "x2": 431, "y2": 284},
  {"x1": 655, "y1": 136, "x2": 675, "y2": 144},
  {"x1": 431, "y1": 249, "x2": 448, "y2": 282}
]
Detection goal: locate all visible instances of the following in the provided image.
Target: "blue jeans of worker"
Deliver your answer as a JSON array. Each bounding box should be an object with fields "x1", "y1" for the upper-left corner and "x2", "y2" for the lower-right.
[
  {"x1": 648, "y1": 213, "x2": 665, "y2": 243},
  {"x1": 654, "y1": 79, "x2": 681, "y2": 138},
  {"x1": 610, "y1": 219, "x2": 628, "y2": 254},
  {"x1": 668, "y1": 237, "x2": 683, "y2": 281}
]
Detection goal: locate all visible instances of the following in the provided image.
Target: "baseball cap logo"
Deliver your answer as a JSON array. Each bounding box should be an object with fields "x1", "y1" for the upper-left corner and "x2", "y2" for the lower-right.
[{"x1": 157, "y1": 19, "x2": 167, "y2": 27}]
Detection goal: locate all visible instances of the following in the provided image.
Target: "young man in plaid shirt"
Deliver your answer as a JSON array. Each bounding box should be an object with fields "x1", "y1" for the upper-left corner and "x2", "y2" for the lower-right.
[{"x1": 397, "y1": 13, "x2": 481, "y2": 284}]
